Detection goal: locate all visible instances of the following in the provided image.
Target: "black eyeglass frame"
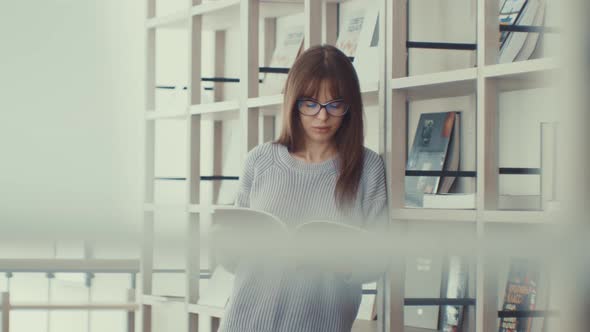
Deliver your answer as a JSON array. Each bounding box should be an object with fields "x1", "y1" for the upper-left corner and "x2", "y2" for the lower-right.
[{"x1": 295, "y1": 98, "x2": 350, "y2": 117}]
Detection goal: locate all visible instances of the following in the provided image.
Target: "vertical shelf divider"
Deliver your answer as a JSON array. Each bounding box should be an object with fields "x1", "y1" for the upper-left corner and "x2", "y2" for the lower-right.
[
  {"x1": 187, "y1": 0, "x2": 202, "y2": 331},
  {"x1": 476, "y1": 0, "x2": 500, "y2": 331},
  {"x1": 141, "y1": 0, "x2": 157, "y2": 331},
  {"x1": 304, "y1": 0, "x2": 322, "y2": 49},
  {"x1": 386, "y1": 1, "x2": 407, "y2": 331},
  {"x1": 240, "y1": 0, "x2": 260, "y2": 157}
]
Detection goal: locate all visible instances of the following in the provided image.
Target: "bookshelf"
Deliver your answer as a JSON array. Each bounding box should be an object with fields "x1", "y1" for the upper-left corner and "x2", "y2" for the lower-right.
[{"x1": 142, "y1": 0, "x2": 568, "y2": 332}]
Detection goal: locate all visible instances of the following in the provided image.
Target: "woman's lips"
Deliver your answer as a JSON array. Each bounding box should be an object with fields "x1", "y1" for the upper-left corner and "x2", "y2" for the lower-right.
[{"x1": 312, "y1": 126, "x2": 330, "y2": 133}]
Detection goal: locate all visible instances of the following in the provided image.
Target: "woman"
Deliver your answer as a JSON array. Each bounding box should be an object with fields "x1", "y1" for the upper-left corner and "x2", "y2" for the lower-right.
[{"x1": 218, "y1": 44, "x2": 389, "y2": 332}]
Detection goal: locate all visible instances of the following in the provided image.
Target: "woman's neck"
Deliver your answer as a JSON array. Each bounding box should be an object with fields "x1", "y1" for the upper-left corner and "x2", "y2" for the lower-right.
[{"x1": 292, "y1": 141, "x2": 338, "y2": 163}]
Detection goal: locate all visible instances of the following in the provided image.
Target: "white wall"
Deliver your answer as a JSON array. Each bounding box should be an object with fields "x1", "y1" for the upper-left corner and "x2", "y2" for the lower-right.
[
  {"x1": 0, "y1": 0, "x2": 144, "y2": 240},
  {"x1": 0, "y1": 1, "x2": 145, "y2": 331}
]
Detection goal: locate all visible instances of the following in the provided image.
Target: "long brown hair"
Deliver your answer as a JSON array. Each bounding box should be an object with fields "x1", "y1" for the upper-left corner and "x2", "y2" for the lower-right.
[{"x1": 276, "y1": 44, "x2": 365, "y2": 210}]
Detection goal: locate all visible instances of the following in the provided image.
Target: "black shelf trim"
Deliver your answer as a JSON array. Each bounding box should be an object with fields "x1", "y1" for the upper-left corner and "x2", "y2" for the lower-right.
[
  {"x1": 405, "y1": 298, "x2": 476, "y2": 306},
  {"x1": 407, "y1": 41, "x2": 476, "y2": 51},
  {"x1": 201, "y1": 176, "x2": 239, "y2": 181},
  {"x1": 201, "y1": 77, "x2": 264, "y2": 83},
  {"x1": 500, "y1": 25, "x2": 559, "y2": 33},
  {"x1": 202, "y1": 77, "x2": 240, "y2": 83},
  {"x1": 405, "y1": 170, "x2": 477, "y2": 177},
  {"x1": 497, "y1": 310, "x2": 560, "y2": 318},
  {"x1": 155, "y1": 177, "x2": 186, "y2": 181},
  {"x1": 404, "y1": 168, "x2": 541, "y2": 177},
  {"x1": 259, "y1": 67, "x2": 290, "y2": 74},
  {"x1": 499, "y1": 168, "x2": 540, "y2": 175},
  {"x1": 154, "y1": 176, "x2": 240, "y2": 181}
]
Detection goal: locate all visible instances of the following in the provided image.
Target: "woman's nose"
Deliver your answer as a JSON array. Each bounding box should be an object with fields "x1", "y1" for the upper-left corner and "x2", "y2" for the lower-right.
[{"x1": 316, "y1": 107, "x2": 329, "y2": 120}]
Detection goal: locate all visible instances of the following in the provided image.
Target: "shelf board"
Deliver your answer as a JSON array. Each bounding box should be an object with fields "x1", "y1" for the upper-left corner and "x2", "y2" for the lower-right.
[
  {"x1": 246, "y1": 81, "x2": 379, "y2": 112},
  {"x1": 146, "y1": 110, "x2": 187, "y2": 120},
  {"x1": 191, "y1": 0, "x2": 240, "y2": 17},
  {"x1": 352, "y1": 319, "x2": 439, "y2": 332},
  {"x1": 247, "y1": 94, "x2": 284, "y2": 108},
  {"x1": 481, "y1": 210, "x2": 558, "y2": 224},
  {"x1": 187, "y1": 303, "x2": 225, "y2": 318},
  {"x1": 142, "y1": 294, "x2": 186, "y2": 306},
  {"x1": 190, "y1": 101, "x2": 240, "y2": 120},
  {"x1": 391, "y1": 68, "x2": 477, "y2": 101},
  {"x1": 0, "y1": 259, "x2": 138, "y2": 273},
  {"x1": 391, "y1": 208, "x2": 477, "y2": 223},
  {"x1": 143, "y1": 203, "x2": 187, "y2": 212},
  {"x1": 483, "y1": 58, "x2": 559, "y2": 92},
  {"x1": 146, "y1": 9, "x2": 190, "y2": 29},
  {"x1": 360, "y1": 81, "x2": 379, "y2": 105},
  {"x1": 188, "y1": 204, "x2": 236, "y2": 214},
  {"x1": 9, "y1": 303, "x2": 138, "y2": 311}
]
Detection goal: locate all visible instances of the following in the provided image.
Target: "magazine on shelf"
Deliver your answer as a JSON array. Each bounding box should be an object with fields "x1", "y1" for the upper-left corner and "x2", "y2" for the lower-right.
[
  {"x1": 260, "y1": 13, "x2": 304, "y2": 95},
  {"x1": 439, "y1": 256, "x2": 469, "y2": 332},
  {"x1": 351, "y1": 6, "x2": 380, "y2": 87},
  {"x1": 405, "y1": 112, "x2": 457, "y2": 207},
  {"x1": 335, "y1": 5, "x2": 367, "y2": 57},
  {"x1": 499, "y1": 0, "x2": 546, "y2": 63},
  {"x1": 498, "y1": 258, "x2": 540, "y2": 332},
  {"x1": 499, "y1": 0, "x2": 528, "y2": 48},
  {"x1": 514, "y1": 1, "x2": 546, "y2": 62}
]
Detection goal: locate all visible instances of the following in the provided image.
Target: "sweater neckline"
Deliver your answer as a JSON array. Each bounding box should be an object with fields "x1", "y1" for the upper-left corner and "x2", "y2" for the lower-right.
[{"x1": 277, "y1": 143, "x2": 339, "y2": 173}]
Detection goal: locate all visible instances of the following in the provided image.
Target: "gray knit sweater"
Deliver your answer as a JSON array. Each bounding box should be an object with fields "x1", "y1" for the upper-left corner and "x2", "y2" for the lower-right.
[{"x1": 219, "y1": 142, "x2": 389, "y2": 332}]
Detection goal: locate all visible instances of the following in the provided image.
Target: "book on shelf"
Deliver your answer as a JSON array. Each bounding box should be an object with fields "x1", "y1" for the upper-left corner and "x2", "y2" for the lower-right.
[
  {"x1": 438, "y1": 112, "x2": 461, "y2": 194},
  {"x1": 499, "y1": 258, "x2": 541, "y2": 332},
  {"x1": 439, "y1": 256, "x2": 469, "y2": 332},
  {"x1": 357, "y1": 282, "x2": 378, "y2": 321},
  {"x1": 499, "y1": 0, "x2": 546, "y2": 63},
  {"x1": 405, "y1": 111, "x2": 458, "y2": 207},
  {"x1": 260, "y1": 13, "x2": 304, "y2": 96},
  {"x1": 404, "y1": 256, "x2": 443, "y2": 329}
]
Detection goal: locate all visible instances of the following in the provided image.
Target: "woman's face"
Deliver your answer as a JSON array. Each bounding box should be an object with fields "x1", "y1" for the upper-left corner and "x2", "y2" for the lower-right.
[{"x1": 298, "y1": 80, "x2": 344, "y2": 146}]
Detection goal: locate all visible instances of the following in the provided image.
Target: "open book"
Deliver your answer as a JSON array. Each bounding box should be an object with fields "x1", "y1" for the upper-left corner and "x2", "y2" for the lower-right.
[
  {"x1": 203, "y1": 206, "x2": 383, "y2": 319},
  {"x1": 209, "y1": 206, "x2": 386, "y2": 284}
]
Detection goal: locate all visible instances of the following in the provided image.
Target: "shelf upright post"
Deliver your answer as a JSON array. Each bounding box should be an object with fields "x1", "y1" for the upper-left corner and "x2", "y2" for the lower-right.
[
  {"x1": 239, "y1": 0, "x2": 260, "y2": 161},
  {"x1": 304, "y1": 0, "x2": 322, "y2": 50},
  {"x1": 259, "y1": 17, "x2": 276, "y2": 144},
  {"x1": 321, "y1": 2, "x2": 338, "y2": 45},
  {"x1": 476, "y1": 0, "x2": 500, "y2": 331},
  {"x1": 142, "y1": 0, "x2": 157, "y2": 330},
  {"x1": 1, "y1": 292, "x2": 9, "y2": 332},
  {"x1": 187, "y1": 1, "x2": 203, "y2": 331},
  {"x1": 212, "y1": 30, "x2": 226, "y2": 204},
  {"x1": 385, "y1": 2, "x2": 407, "y2": 330},
  {"x1": 389, "y1": 0, "x2": 408, "y2": 210}
]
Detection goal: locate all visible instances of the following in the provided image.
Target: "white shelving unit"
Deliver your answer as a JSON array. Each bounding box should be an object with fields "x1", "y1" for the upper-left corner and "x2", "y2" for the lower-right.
[{"x1": 142, "y1": 0, "x2": 568, "y2": 332}]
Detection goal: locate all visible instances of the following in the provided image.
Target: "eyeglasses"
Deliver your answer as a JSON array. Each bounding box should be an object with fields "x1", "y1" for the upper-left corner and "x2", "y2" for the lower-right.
[{"x1": 296, "y1": 98, "x2": 350, "y2": 117}]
